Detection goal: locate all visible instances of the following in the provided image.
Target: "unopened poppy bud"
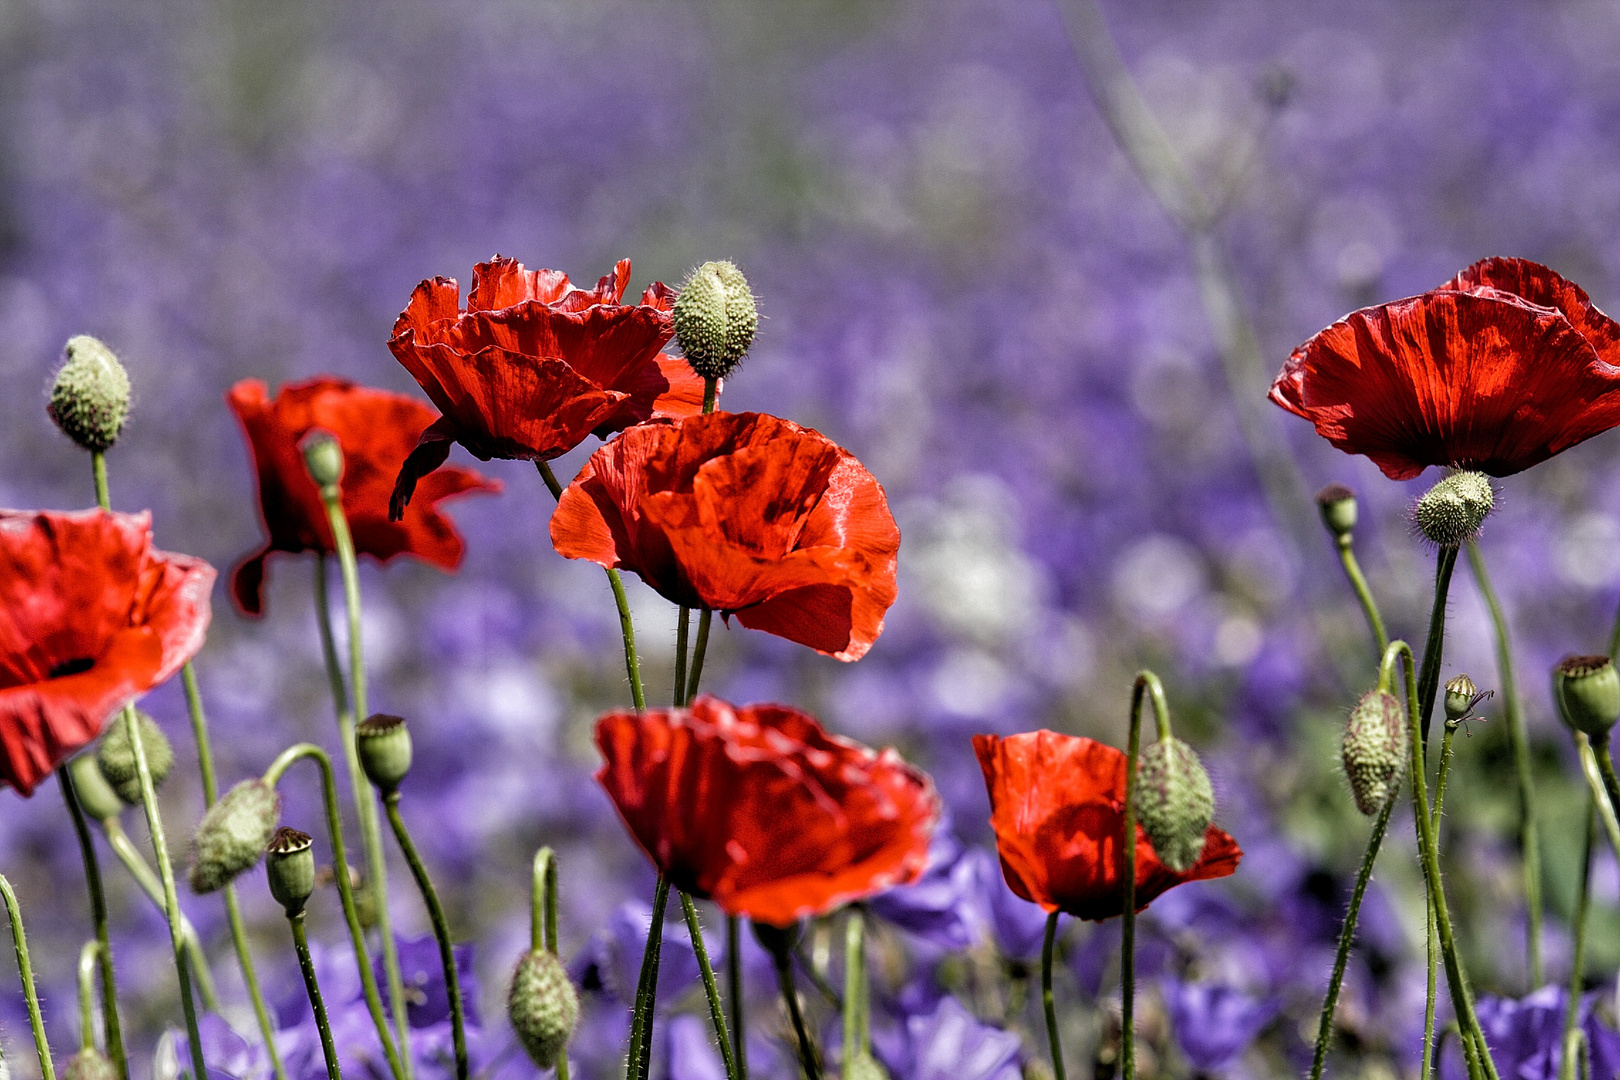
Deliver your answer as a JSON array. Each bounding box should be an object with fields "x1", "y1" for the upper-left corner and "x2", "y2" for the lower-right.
[
  {"x1": 188, "y1": 779, "x2": 281, "y2": 893},
  {"x1": 674, "y1": 260, "x2": 757, "y2": 381},
  {"x1": 1132, "y1": 738, "x2": 1215, "y2": 873},
  {"x1": 266, "y1": 827, "x2": 316, "y2": 918},
  {"x1": 1412, "y1": 470, "x2": 1494, "y2": 548},
  {"x1": 66, "y1": 752, "x2": 125, "y2": 823},
  {"x1": 1341, "y1": 690, "x2": 1408, "y2": 815},
  {"x1": 1445, "y1": 674, "x2": 1478, "y2": 722},
  {"x1": 1315, "y1": 483, "x2": 1357, "y2": 540},
  {"x1": 844, "y1": 1051, "x2": 890, "y2": 1080},
  {"x1": 63, "y1": 1048, "x2": 118, "y2": 1080},
  {"x1": 48, "y1": 335, "x2": 130, "y2": 453},
  {"x1": 300, "y1": 430, "x2": 344, "y2": 491},
  {"x1": 507, "y1": 948, "x2": 580, "y2": 1069},
  {"x1": 1554, "y1": 655, "x2": 1620, "y2": 739},
  {"x1": 356, "y1": 714, "x2": 412, "y2": 794},
  {"x1": 97, "y1": 710, "x2": 173, "y2": 805}
]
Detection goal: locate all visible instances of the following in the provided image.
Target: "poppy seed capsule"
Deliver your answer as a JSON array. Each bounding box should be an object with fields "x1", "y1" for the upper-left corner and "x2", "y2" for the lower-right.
[
  {"x1": 1445, "y1": 674, "x2": 1478, "y2": 722},
  {"x1": 48, "y1": 335, "x2": 130, "y2": 453},
  {"x1": 673, "y1": 260, "x2": 757, "y2": 381},
  {"x1": 357, "y1": 714, "x2": 412, "y2": 794},
  {"x1": 266, "y1": 827, "x2": 316, "y2": 917},
  {"x1": 1412, "y1": 471, "x2": 1494, "y2": 548},
  {"x1": 300, "y1": 430, "x2": 344, "y2": 491},
  {"x1": 66, "y1": 752, "x2": 125, "y2": 823},
  {"x1": 1132, "y1": 738, "x2": 1215, "y2": 873},
  {"x1": 1342, "y1": 690, "x2": 1408, "y2": 816},
  {"x1": 188, "y1": 778, "x2": 281, "y2": 893},
  {"x1": 1315, "y1": 483, "x2": 1357, "y2": 539},
  {"x1": 96, "y1": 710, "x2": 174, "y2": 805},
  {"x1": 507, "y1": 948, "x2": 580, "y2": 1069},
  {"x1": 63, "y1": 1047, "x2": 118, "y2": 1080},
  {"x1": 1554, "y1": 655, "x2": 1620, "y2": 739}
]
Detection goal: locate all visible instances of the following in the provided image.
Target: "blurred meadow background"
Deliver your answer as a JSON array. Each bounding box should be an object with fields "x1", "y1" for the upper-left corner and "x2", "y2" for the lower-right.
[{"x1": 6, "y1": 0, "x2": 1620, "y2": 1077}]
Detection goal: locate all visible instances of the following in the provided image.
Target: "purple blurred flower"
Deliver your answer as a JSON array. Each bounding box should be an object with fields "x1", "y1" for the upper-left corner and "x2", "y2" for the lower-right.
[
  {"x1": 1437, "y1": 987, "x2": 1620, "y2": 1080},
  {"x1": 1161, "y1": 978, "x2": 1280, "y2": 1073},
  {"x1": 571, "y1": 900, "x2": 700, "y2": 1008},
  {"x1": 872, "y1": 995, "x2": 1021, "y2": 1080},
  {"x1": 373, "y1": 933, "x2": 480, "y2": 1029}
]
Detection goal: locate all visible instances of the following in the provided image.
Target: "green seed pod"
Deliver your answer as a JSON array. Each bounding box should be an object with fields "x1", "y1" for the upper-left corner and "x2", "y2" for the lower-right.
[
  {"x1": 1554, "y1": 655, "x2": 1620, "y2": 739},
  {"x1": 843, "y1": 1051, "x2": 890, "y2": 1080},
  {"x1": 1445, "y1": 674, "x2": 1478, "y2": 723},
  {"x1": 507, "y1": 948, "x2": 580, "y2": 1069},
  {"x1": 300, "y1": 430, "x2": 344, "y2": 491},
  {"x1": 48, "y1": 335, "x2": 131, "y2": 453},
  {"x1": 66, "y1": 752, "x2": 125, "y2": 823},
  {"x1": 97, "y1": 710, "x2": 174, "y2": 805},
  {"x1": 1341, "y1": 690, "x2": 1408, "y2": 816},
  {"x1": 188, "y1": 779, "x2": 281, "y2": 893},
  {"x1": 1132, "y1": 738, "x2": 1215, "y2": 873},
  {"x1": 1412, "y1": 470, "x2": 1494, "y2": 548},
  {"x1": 1315, "y1": 483, "x2": 1357, "y2": 540},
  {"x1": 356, "y1": 714, "x2": 413, "y2": 794},
  {"x1": 673, "y1": 260, "x2": 757, "y2": 381},
  {"x1": 63, "y1": 1048, "x2": 119, "y2": 1080},
  {"x1": 266, "y1": 827, "x2": 316, "y2": 918}
]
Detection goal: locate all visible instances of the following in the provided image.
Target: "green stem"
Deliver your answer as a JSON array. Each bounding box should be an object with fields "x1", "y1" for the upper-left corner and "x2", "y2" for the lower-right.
[
  {"x1": 92, "y1": 451, "x2": 110, "y2": 510},
  {"x1": 842, "y1": 913, "x2": 865, "y2": 1062},
  {"x1": 680, "y1": 893, "x2": 738, "y2": 1080},
  {"x1": 58, "y1": 766, "x2": 127, "y2": 1079},
  {"x1": 772, "y1": 945, "x2": 821, "y2": 1080},
  {"x1": 1576, "y1": 735, "x2": 1620, "y2": 865},
  {"x1": 1590, "y1": 741, "x2": 1620, "y2": 854},
  {"x1": 1336, "y1": 535, "x2": 1389, "y2": 658},
  {"x1": 530, "y1": 849, "x2": 569, "y2": 1080},
  {"x1": 119, "y1": 706, "x2": 208, "y2": 1080},
  {"x1": 626, "y1": 876, "x2": 670, "y2": 1080},
  {"x1": 264, "y1": 744, "x2": 405, "y2": 1080},
  {"x1": 675, "y1": 607, "x2": 691, "y2": 707},
  {"x1": 727, "y1": 915, "x2": 747, "y2": 1079},
  {"x1": 1560, "y1": 801, "x2": 1596, "y2": 1080},
  {"x1": 1041, "y1": 912, "x2": 1067, "y2": 1080},
  {"x1": 1466, "y1": 540, "x2": 1542, "y2": 986},
  {"x1": 290, "y1": 914, "x2": 343, "y2": 1080},
  {"x1": 383, "y1": 794, "x2": 469, "y2": 1080},
  {"x1": 0, "y1": 873, "x2": 56, "y2": 1080},
  {"x1": 318, "y1": 498, "x2": 413, "y2": 1080},
  {"x1": 1425, "y1": 890, "x2": 1438, "y2": 1080},
  {"x1": 1120, "y1": 672, "x2": 1167, "y2": 1080},
  {"x1": 99, "y1": 818, "x2": 219, "y2": 1011},
  {"x1": 78, "y1": 940, "x2": 99, "y2": 1051},
  {"x1": 702, "y1": 377, "x2": 719, "y2": 415},
  {"x1": 1417, "y1": 546, "x2": 1460, "y2": 750},
  {"x1": 687, "y1": 610, "x2": 713, "y2": 704},
  {"x1": 1433, "y1": 721, "x2": 1459, "y2": 832}
]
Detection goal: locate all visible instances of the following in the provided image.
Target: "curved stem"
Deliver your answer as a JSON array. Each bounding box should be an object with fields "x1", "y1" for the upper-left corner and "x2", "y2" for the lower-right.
[
  {"x1": 1590, "y1": 741, "x2": 1620, "y2": 856},
  {"x1": 687, "y1": 610, "x2": 713, "y2": 705},
  {"x1": 773, "y1": 944, "x2": 821, "y2": 1080},
  {"x1": 264, "y1": 743, "x2": 406, "y2": 1080},
  {"x1": 120, "y1": 706, "x2": 208, "y2": 1080},
  {"x1": 727, "y1": 915, "x2": 747, "y2": 1079},
  {"x1": 1576, "y1": 735, "x2": 1620, "y2": 865},
  {"x1": 1416, "y1": 546, "x2": 1460, "y2": 751},
  {"x1": 1336, "y1": 535, "x2": 1389, "y2": 658},
  {"x1": 626, "y1": 876, "x2": 670, "y2": 1080},
  {"x1": 1560, "y1": 801, "x2": 1596, "y2": 1080},
  {"x1": 680, "y1": 893, "x2": 738, "y2": 1080},
  {"x1": 318, "y1": 504, "x2": 412, "y2": 1080},
  {"x1": 1466, "y1": 540, "x2": 1542, "y2": 986},
  {"x1": 290, "y1": 914, "x2": 343, "y2": 1080},
  {"x1": 58, "y1": 766, "x2": 127, "y2": 1079},
  {"x1": 383, "y1": 794, "x2": 469, "y2": 1080},
  {"x1": 1041, "y1": 912, "x2": 1068, "y2": 1080},
  {"x1": 99, "y1": 818, "x2": 219, "y2": 1011},
  {"x1": 0, "y1": 873, "x2": 56, "y2": 1080},
  {"x1": 1120, "y1": 672, "x2": 1164, "y2": 1080},
  {"x1": 529, "y1": 848, "x2": 570, "y2": 1080},
  {"x1": 78, "y1": 940, "x2": 100, "y2": 1051}
]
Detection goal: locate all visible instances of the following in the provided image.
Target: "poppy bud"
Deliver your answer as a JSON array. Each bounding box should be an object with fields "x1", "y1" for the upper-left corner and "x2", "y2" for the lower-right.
[
  {"x1": 1412, "y1": 470, "x2": 1494, "y2": 548},
  {"x1": 66, "y1": 752, "x2": 125, "y2": 823},
  {"x1": 1131, "y1": 738, "x2": 1215, "y2": 873},
  {"x1": 48, "y1": 335, "x2": 130, "y2": 453},
  {"x1": 844, "y1": 1051, "x2": 890, "y2": 1080},
  {"x1": 1341, "y1": 690, "x2": 1408, "y2": 816},
  {"x1": 1445, "y1": 674, "x2": 1478, "y2": 722},
  {"x1": 188, "y1": 778, "x2": 281, "y2": 893},
  {"x1": 673, "y1": 260, "x2": 757, "y2": 381},
  {"x1": 266, "y1": 827, "x2": 316, "y2": 918},
  {"x1": 1315, "y1": 483, "x2": 1357, "y2": 540},
  {"x1": 1554, "y1": 655, "x2": 1620, "y2": 739},
  {"x1": 507, "y1": 948, "x2": 580, "y2": 1069},
  {"x1": 63, "y1": 1048, "x2": 118, "y2": 1080},
  {"x1": 356, "y1": 714, "x2": 412, "y2": 794},
  {"x1": 96, "y1": 710, "x2": 173, "y2": 805},
  {"x1": 300, "y1": 430, "x2": 344, "y2": 492}
]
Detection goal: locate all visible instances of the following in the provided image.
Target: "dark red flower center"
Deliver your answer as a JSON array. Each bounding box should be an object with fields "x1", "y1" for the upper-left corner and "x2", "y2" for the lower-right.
[{"x1": 48, "y1": 657, "x2": 95, "y2": 679}]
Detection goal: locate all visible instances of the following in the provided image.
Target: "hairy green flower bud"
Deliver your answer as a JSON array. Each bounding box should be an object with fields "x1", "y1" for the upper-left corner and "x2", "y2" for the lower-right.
[
  {"x1": 1132, "y1": 738, "x2": 1215, "y2": 872},
  {"x1": 1412, "y1": 471, "x2": 1494, "y2": 548},
  {"x1": 1315, "y1": 483, "x2": 1357, "y2": 540},
  {"x1": 843, "y1": 1051, "x2": 890, "y2": 1080},
  {"x1": 1342, "y1": 690, "x2": 1408, "y2": 816},
  {"x1": 673, "y1": 260, "x2": 757, "y2": 381},
  {"x1": 48, "y1": 335, "x2": 130, "y2": 453},
  {"x1": 66, "y1": 752, "x2": 125, "y2": 823},
  {"x1": 300, "y1": 430, "x2": 344, "y2": 491},
  {"x1": 97, "y1": 710, "x2": 173, "y2": 805},
  {"x1": 63, "y1": 1048, "x2": 118, "y2": 1080},
  {"x1": 357, "y1": 714, "x2": 413, "y2": 794},
  {"x1": 266, "y1": 827, "x2": 316, "y2": 918},
  {"x1": 1554, "y1": 655, "x2": 1620, "y2": 739},
  {"x1": 188, "y1": 779, "x2": 281, "y2": 893},
  {"x1": 507, "y1": 948, "x2": 579, "y2": 1069}
]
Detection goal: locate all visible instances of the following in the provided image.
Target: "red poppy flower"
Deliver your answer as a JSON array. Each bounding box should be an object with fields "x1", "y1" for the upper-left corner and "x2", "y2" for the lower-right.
[
  {"x1": 972, "y1": 731, "x2": 1241, "y2": 921},
  {"x1": 550, "y1": 412, "x2": 900, "y2": 661},
  {"x1": 595, "y1": 696, "x2": 938, "y2": 927},
  {"x1": 387, "y1": 256, "x2": 705, "y2": 518},
  {"x1": 1270, "y1": 257, "x2": 1620, "y2": 480},
  {"x1": 227, "y1": 377, "x2": 501, "y2": 616},
  {"x1": 0, "y1": 510, "x2": 214, "y2": 796}
]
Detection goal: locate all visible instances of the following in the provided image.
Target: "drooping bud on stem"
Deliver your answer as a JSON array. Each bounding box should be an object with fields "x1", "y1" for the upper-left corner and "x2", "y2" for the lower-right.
[
  {"x1": 673, "y1": 261, "x2": 757, "y2": 381},
  {"x1": 1132, "y1": 738, "x2": 1215, "y2": 872},
  {"x1": 188, "y1": 779, "x2": 281, "y2": 893},
  {"x1": 1341, "y1": 690, "x2": 1408, "y2": 815},
  {"x1": 97, "y1": 710, "x2": 173, "y2": 805},
  {"x1": 1554, "y1": 655, "x2": 1620, "y2": 739},
  {"x1": 1315, "y1": 483, "x2": 1357, "y2": 541},
  {"x1": 356, "y1": 714, "x2": 413, "y2": 795},
  {"x1": 300, "y1": 430, "x2": 344, "y2": 493},
  {"x1": 1412, "y1": 470, "x2": 1494, "y2": 548},
  {"x1": 266, "y1": 827, "x2": 316, "y2": 918},
  {"x1": 66, "y1": 752, "x2": 125, "y2": 823},
  {"x1": 48, "y1": 336, "x2": 130, "y2": 453},
  {"x1": 507, "y1": 948, "x2": 580, "y2": 1069}
]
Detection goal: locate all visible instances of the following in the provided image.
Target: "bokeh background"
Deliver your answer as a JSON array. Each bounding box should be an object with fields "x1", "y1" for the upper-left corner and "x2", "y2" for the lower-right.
[{"x1": 5, "y1": 0, "x2": 1620, "y2": 1077}]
